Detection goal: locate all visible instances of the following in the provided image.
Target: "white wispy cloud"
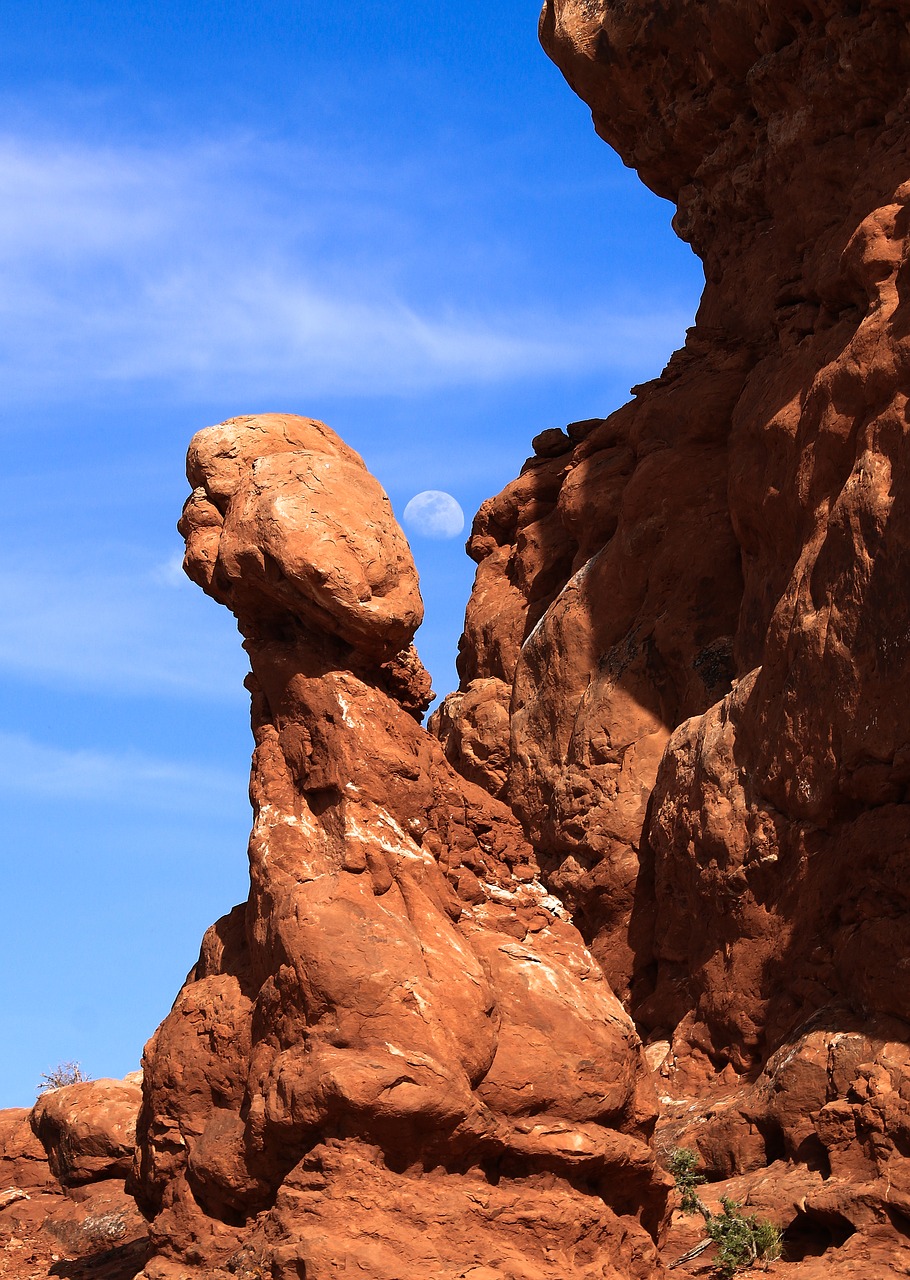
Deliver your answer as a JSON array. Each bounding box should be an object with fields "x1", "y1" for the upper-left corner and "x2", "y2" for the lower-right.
[
  {"x1": 0, "y1": 729, "x2": 245, "y2": 811},
  {"x1": 0, "y1": 555, "x2": 248, "y2": 700},
  {"x1": 151, "y1": 552, "x2": 189, "y2": 588},
  {"x1": 0, "y1": 133, "x2": 692, "y2": 401}
]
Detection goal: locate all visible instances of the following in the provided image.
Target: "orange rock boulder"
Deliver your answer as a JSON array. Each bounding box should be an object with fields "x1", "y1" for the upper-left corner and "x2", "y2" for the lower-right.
[{"x1": 31, "y1": 1076, "x2": 142, "y2": 1187}]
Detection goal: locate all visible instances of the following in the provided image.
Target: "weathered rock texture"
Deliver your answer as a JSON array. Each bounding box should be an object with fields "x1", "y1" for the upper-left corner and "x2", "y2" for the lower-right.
[
  {"x1": 130, "y1": 414, "x2": 668, "y2": 1279},
  {"x1": 32, "y1": 1076, "x2": 142, "y2": 1188},
  {"x1": 0, "y1": 1107, "x2": 60, "y2": 1218},
  {"x1": 32, "y1": 2, "x2": 908, "y2": 1275},
  {"x1": 0, "y1": 1080, "x2": 148, "y2": 1280},
  {"x1": 431, "y1": 0, "x2": 910, "y2": 1272}
]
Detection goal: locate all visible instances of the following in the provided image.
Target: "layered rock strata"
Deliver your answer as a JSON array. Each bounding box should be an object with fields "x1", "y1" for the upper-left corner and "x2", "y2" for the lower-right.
[{"x1": 130, "y1": 414, "x2": 669, "y2": 1279}]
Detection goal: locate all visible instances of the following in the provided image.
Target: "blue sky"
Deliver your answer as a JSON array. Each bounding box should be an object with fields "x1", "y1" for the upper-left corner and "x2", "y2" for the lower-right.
[{"x1": 0, "y1": 1, "x2": 702, "y2": 1106}]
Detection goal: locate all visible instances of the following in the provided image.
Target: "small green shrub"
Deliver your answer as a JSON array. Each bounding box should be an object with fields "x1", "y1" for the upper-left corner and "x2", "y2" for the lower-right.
[
  {"x1": 705, "y1": 1197, "x2": 782, "y2": 1276},
  {"x1": 37, "y1": 1061, "x2": 90, "y2": 1093},
  {"x1": 668, "y1": 1146, "x2": 707, "y2": 1214}
]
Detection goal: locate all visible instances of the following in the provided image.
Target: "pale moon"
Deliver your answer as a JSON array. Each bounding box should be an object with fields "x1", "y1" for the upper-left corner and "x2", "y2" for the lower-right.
[{"x1": 403, "y1": 490, "x2": 465, "y2": 540}]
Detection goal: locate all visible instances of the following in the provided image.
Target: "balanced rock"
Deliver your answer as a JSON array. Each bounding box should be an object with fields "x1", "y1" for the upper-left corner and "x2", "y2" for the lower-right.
[{"x1": 131, "y1": 414, "x2": 668, "y2": 1279}]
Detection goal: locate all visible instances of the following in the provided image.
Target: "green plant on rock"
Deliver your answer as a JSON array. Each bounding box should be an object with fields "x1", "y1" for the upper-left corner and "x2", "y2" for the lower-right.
[
  {"x1": 668, "y1": 1146, "x2": 708, "y2": 1215},
  {"x1": 705, "y1": 1197, "x2": 783, "y2": 1276}
]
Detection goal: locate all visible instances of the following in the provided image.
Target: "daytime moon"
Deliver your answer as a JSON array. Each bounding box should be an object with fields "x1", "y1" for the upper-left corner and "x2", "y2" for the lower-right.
[{"x1": 403, "y1": 490, "x2": 465, "y2": 540}]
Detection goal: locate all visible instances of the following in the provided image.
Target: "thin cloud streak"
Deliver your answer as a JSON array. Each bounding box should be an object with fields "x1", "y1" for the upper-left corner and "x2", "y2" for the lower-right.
[
  {"x1": 0, "y1": 729, "x2": 245, "y2": 811},
  {"x1": 0, "y1": 134, "x2": 692, "y2": 402},
  {"x1": 0, "y1": 559, "x2": 248, "y2": 701}
]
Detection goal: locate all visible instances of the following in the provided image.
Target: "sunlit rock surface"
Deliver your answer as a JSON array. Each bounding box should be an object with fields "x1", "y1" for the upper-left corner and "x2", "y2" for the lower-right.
[
  {"x1": 0, "y1": 1079, "x2": 148, "y2": 1279},
  {"x1": 130, "y1": 413, "x2": 666, "y2": 1279},
  {"x1": 9, "y1": 2, "x2": 910, "y2": 1275}
]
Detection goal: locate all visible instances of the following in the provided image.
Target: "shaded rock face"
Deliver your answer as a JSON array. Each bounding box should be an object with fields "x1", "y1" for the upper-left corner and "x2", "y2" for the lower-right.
[
  {"x1": 435, "y1": 0, "x2": 910, "y2": 1270},
  {"x1": 0, "y1": 1107, "x2": 59, "y2": 1207},
  {"x1": 440, "y1": 0, "x2": 910, "y2": 1065},
  {"x1": 131, "y1": 414, "x2": 668, "y2": 1279}
]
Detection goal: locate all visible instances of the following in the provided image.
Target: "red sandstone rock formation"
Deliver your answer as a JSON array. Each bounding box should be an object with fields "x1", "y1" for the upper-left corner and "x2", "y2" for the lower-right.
[
  {"x1": 0, "y1": 1080, "x2": 148, "y2": 1280},
  {"x1": 10, "y1": 3, "x2": 905, "y2": 1275},
  {"x1": 432, "y1": 0, "x2": 910, "y2": 1272},
  {"x1": 0, "y1": 1107, "x2": 60, "y2": 1222},
  {"x1": 129, "y1": 414, "x2": 668, "y2": 1279},
  {"x1": 32, "y1": 1076, "x2": 142, "y2": 1188}
]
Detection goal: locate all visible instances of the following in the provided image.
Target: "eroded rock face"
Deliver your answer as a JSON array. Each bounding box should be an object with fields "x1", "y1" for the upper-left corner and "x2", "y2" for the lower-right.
[
  {"x1": 439, "y1": 0, "x2": 910, "y2": 1053},
  {"x1": 131, "y1": 414, "x2": 668, "y2": 1279},
  {"x1": 88, "y1": 2, "x2": 910, "y2": 1272},
  {"x1": 433, "y1": 0, "x2": 910, "y2": 1269},
  {"x1": 0, "y1": 1109, "x2": 57, "y2": 1199},
  {"x1": 32, "y1": 1076, "x2": 142, "y2": 1187},
  {"x1": 0, "y1": 1081, "x2": 148, "y2": 1279},
  {"x1": 534, "y1": 0, "x2": 910, "y2": 1078}
]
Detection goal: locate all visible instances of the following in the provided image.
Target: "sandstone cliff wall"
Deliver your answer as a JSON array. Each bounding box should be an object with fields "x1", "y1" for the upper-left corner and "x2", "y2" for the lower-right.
[
  {"x1": 430, "y1": 1, "x2": 910, "y2": 1270},
  {"x1": 439, "y1": 0, "x2": 910, "y2": 1046}
]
